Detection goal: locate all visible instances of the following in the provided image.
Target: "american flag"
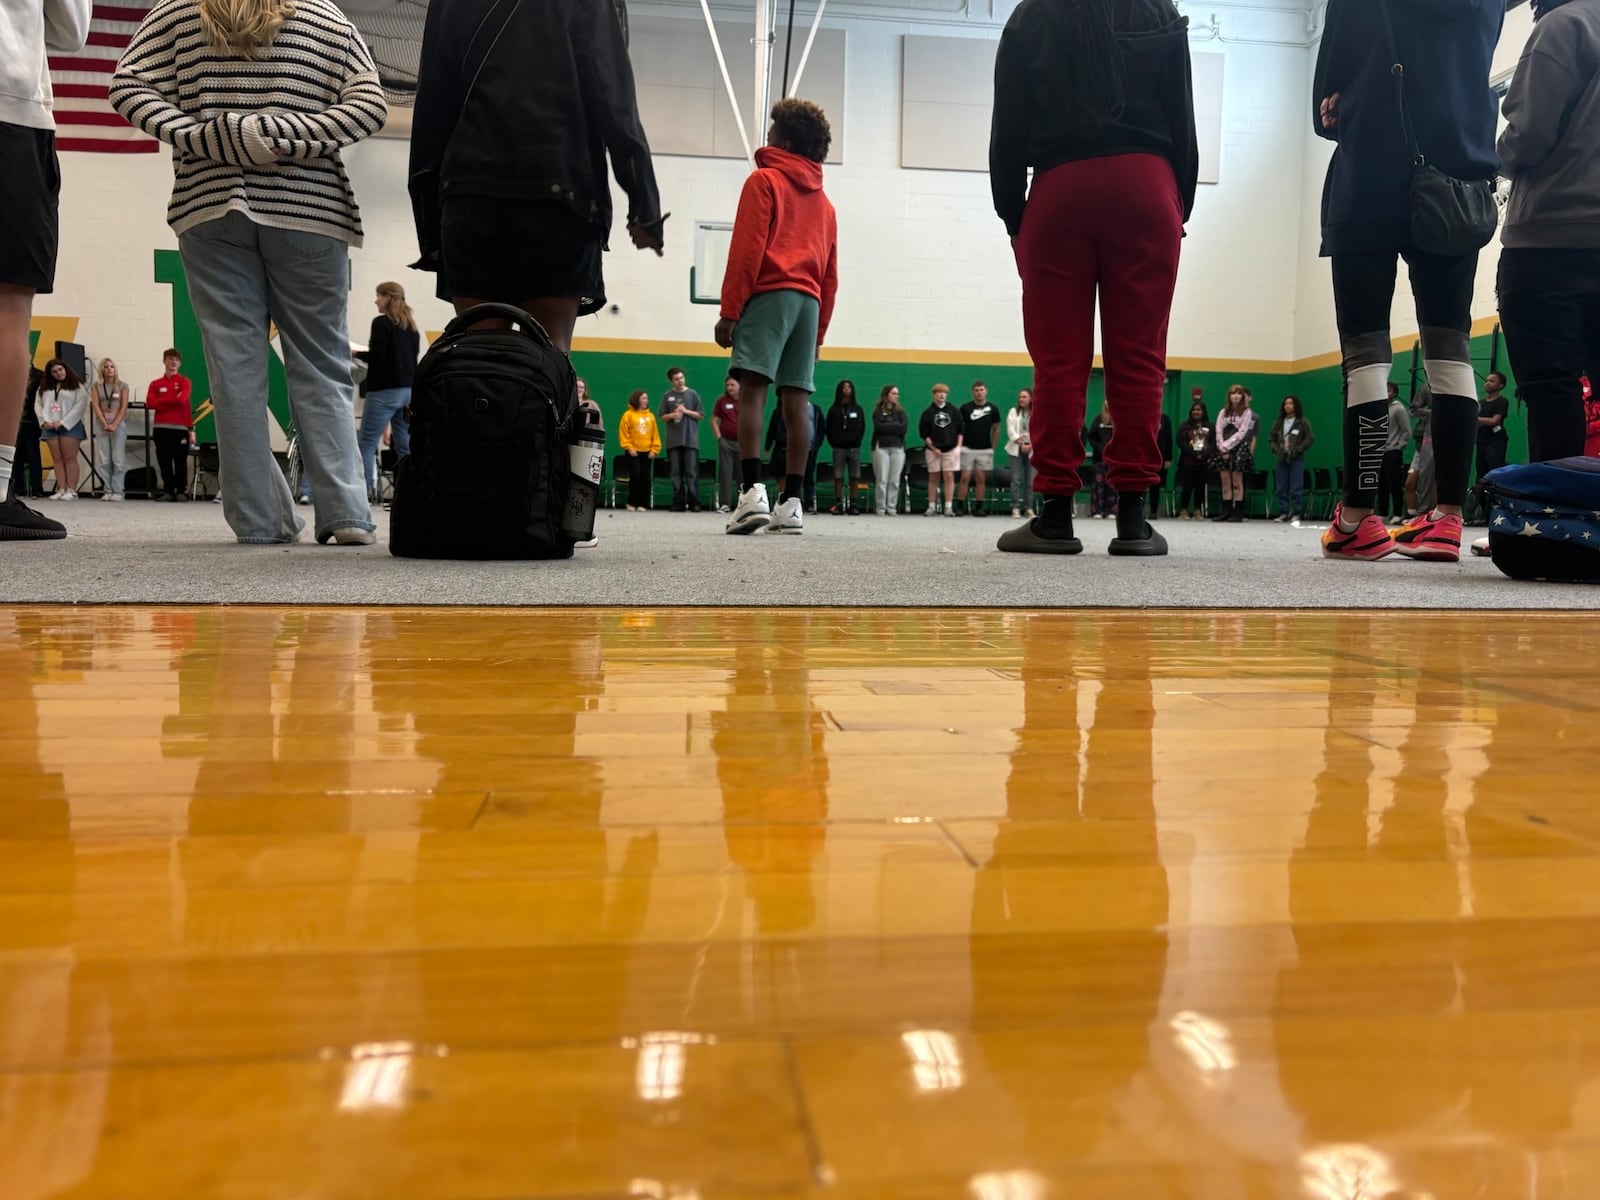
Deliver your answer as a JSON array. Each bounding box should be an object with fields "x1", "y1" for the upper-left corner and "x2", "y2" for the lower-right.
[{"x1": 49, "y1": 3, "x2": 158, "y2": 153}]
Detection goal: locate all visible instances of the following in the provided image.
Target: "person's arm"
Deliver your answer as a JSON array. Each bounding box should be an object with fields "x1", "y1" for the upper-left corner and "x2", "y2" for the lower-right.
[
  {"x1": 1499, "y1": 16, "x2": 1591, "y2": 174},
  {"x1": 720, "y1": 172, "x2": 775, "y2": 326},
  {"x1": 1162, "y1": 26, "x2": 1200, "y2": 223},
  {"x1": 918, "y1": 409, "x2": 932, "y2": 444},
  {"x1": 44, "y1": 0, "x2": 92, "y2": 54},
  {"x1": 1311, "y1": 0, "x2": 1357, "y2": 142},
  {"x1": 953, "y1": 409, "x2": 965, "y2": 451},
  {"x1": 1396, "y1": 405, "x2": 1412, "y2": 443},
  {"x1": 244, "y1": 27, "x2": 387, "y2": 161},
  {"x1": 60, "y1": 388, "x2": 90, "y2": 432},
  {"x1": 574, "y1": 0, "x2": 663, "y2": 237},
  {"x1": 988, "y1": 18, "x2": 1031, "y2": 239},
  {"x1": 818, "y1": 227, "x2": 839, "y2": 346},
  {"x1": 684, "y1": 393, "x2": 703, "y2": 420},
  {"x1": 110, "y1": 12, "x2": 258, "y2": 166},
  {"x1": 408, "y1": 0, "x2": 464, "y2": 270}
]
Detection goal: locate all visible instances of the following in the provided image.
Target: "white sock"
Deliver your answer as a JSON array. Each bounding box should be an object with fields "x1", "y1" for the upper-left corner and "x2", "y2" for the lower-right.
[{"x1": 0, "y1": 444, "x2": 13, "y2": 493}]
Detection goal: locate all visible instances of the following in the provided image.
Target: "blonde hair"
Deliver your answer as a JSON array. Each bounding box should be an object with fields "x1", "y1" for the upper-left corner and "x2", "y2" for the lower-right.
[
  {"x1": 377, "y1": 281, "x2": 417, "y2": 331},
  {"x1": 199, "y1": 0, "x2": 295, "y2": 59},
  {"x1": 98, "y1": 358, "x2": 120, "y2": 385}
]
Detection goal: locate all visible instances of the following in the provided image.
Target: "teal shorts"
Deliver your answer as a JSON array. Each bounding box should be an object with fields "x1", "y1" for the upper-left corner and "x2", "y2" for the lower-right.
[{"x1": 730, "y1": 289, "x2": 820, "y2": 394}]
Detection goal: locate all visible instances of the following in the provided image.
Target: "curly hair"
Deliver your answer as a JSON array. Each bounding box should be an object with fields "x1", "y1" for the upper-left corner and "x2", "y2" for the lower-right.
[{"x1": 769, "y1": 98, "x2": 831, "y2": 162}]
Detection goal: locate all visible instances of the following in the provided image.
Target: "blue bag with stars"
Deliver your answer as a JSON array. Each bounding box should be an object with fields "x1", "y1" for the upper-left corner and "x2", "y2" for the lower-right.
[{"x1": 1483, "y1": 457, "x2": 1600, "y2": 582}]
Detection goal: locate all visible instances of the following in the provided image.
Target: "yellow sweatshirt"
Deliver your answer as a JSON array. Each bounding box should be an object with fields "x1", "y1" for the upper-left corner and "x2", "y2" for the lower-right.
[{"x1": 618, "y1": 408, "x2": 661, "y2": 455}]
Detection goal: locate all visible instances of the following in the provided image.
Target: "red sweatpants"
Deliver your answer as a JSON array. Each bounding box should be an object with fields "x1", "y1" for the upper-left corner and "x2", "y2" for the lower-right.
[{"x1": 1016, "y1": 154, "x2": 1183, "y2": 498}]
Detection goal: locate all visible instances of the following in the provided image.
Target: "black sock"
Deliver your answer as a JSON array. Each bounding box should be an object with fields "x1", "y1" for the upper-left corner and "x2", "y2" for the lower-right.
[
  {"x1": 1035, "y1": 494, "x2": 1075, "y2": 537},
  {"x1": 781, "y1": 474, "x2": 803, "y2": 502},
  {"x1": 741, "y1": 458, "x2": 762, "y2": 491}
]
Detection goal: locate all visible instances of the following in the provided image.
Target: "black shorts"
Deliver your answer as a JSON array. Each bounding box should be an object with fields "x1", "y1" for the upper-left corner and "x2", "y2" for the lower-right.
[
  {"x1": 0, "y1": 123, "x2": 61, "y2": 294},
  {"x1": 439, "y1": 196, "x2": 606, "y2": 315}
]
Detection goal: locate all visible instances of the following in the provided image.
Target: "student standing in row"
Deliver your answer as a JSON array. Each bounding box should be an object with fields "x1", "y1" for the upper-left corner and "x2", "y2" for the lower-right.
[
  {"x1": 826, "y1": 379, "x2": 865, "y2": 514},
  {"x1": 990, "y1": 0, "x2": 1197, "y2": 556},
  {"x1": 871, "y1": 385, "x2": 908, "y2": 515},
  {"x1": 37, "y1": 359, "x2": 88, "y2": 501},
  {"x1": 958, "y1": 381, "x2": 998, "y2": 516},
  {"x1": 146, "y1": 350, "x2": 193, "y2": 502},
  {"x1": 618, "y1": 390, "x2": 661, "y2": 511},
  {"x1": 1175, "y1": 398, "x2": 1211, "y2": 518},
  {"x1": 920, "y1": 384, "x2": 962, "y2": 516},
  {"x1": 1313, "y1": 0, "x2": 1501, "y2": 562},
  {"x1": 1495, "y1": 0, "x2": 1600, "y2": 465},
  {"x1": 660, "y1": 367, "x2": 704, "y2": 512},
  {"x1": 1476, "y1": 371, "x2": 1510, "y2": 482},
  {"x1": 1268, "y1": 395, "x2": 1314, "y2": 522},
  {"x1": 1006, "y1": 387, "x2": 1035, "y2": 518},
  {"x1": 93, "y1": 358, "x2": 131, "y2": 501},
  {"x1": 1084, "y1": 407, "x2": 1117, "y2": 518},
  {"x1": 1210, "y1": 385, "x2": 1256, "y2": 522},
  {"x1": 712, "y1": 375, "x2": 741, "y2": 512}
]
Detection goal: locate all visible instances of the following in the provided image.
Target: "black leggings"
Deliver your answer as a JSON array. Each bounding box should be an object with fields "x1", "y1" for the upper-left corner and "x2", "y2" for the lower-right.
[
  {"x1": 1176, "y1": 463, "x2": 1207, "y2": 511},
  {"x1": 153, "y1": 427, "x2": 189, "y2": 496},
  {"x1": 1498, "y1": 249, "x2": 1600, "y2": 463},
  {"x1": 1333, "y1": 247, "x2": 1478, "y2": 509}
]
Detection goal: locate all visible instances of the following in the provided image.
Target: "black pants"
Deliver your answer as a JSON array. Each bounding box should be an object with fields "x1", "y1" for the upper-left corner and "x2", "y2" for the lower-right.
[
  {"x1": 1176, "y1": 463, "x2": 1207, "y2": 512},
  {"x1": 1333, "y1": 247, "x2": 1478, "y2": 509},
  {"x1": 1377, "y1": 449, "x2": 1406, "y2": 518},
  {"x1": 668, "y1": 446, "x2": 698, "y2": 507},
  {"x1": 13, "y1": 428, "x2": 44, "y2": 496},
  {"x1": 626, "y1": 455, "x2": 652, "y2": 508},
  {"x1": 1498, "y1": 249, "x2": 1600, "y2": 464},
  {"x1": 153, "y1": 427, "x2": 189, "y2": 496},
  {"x1": 1476, "y1": 437, "x2": 1507, "y2": 481},
  {"x1": 1148, "y1": 467, "x2": 1168, "y2": 513}
]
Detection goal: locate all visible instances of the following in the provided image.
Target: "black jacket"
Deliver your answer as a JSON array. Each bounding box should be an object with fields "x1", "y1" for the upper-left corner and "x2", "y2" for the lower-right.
[
  {"x1": 1085, "y1": 417, "x2": 1114, "y2": 462},
  {"x1": 1177, "y1": 418, "x2": 1212, "y2": 466},
  {"x1": 1314, "y1": 0, "x2": 1502, "y2": 256},
  {"x1": 826, "y1": 400, "x2": 866, "y2": 450},
  {"x1": 409, "y1": 0, "x2": 663, "y2": 268},
  {"x1": 991, "y1": 0, "x2": 1198, "y2": 238},
  {"x1": 366, "y1": 317, "x2": 421, "y2": 393},
  {"x1": 872, "y1": 405, "x2": 908, "y2": 450},
  {"x1": 920, "y1": 402, "x2": 964, "y2": 452}
]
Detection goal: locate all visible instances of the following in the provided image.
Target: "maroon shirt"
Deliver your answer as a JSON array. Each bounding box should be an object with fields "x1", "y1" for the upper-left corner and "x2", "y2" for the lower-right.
[{"x1": 713, "y1": 395, "x2": 739, "y2": 440}]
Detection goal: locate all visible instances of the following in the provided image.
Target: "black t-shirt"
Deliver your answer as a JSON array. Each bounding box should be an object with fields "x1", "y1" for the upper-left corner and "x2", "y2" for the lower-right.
[
  {"x1": 1478, "y1": 395, "x2": 1509, "y2": 443},
  {"x1": 960, "y1": 401, "x2": 999, "y2": 450}
]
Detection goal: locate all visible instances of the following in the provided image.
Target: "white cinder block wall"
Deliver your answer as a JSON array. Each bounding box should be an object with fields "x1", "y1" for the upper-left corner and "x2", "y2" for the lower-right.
[{"x1": 51, "y1": 2, "x2": 1317, "y2": 376}]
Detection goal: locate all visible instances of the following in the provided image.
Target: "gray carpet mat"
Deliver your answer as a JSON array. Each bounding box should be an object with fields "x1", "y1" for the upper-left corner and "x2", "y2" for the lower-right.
[{"x1": 3, "y1": 501, "x2": 1597, "y2": 609}]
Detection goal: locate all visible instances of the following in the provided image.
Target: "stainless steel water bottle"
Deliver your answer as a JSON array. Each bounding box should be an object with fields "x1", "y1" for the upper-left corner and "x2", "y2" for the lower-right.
[{"x1": 562, "y1": 405, "x2": 605, "y2": 542}]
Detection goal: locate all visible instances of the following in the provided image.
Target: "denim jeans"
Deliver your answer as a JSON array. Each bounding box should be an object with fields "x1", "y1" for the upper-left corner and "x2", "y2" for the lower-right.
[
  {"x1": 359, "y1": 387, "x2": 411, "y2": 496},
  {"x1": 1274, "y1": 457, "x2": 1305, "y2": 516},
  {"x1": 871, "y1": 446, "x2": 905, "y2": 513},
  {"x1": 668, "y1": 446, "x2": 699, "y2": 506},
  {"x1": 95, "y1": 422, "x2": 127, "y2": 495},
  {"x1": 178, "y1": 212, "x2": 371, "y2": 544},
  {"x1": 1010, "y1": 451, "x2": 1035, "y2": 509}
]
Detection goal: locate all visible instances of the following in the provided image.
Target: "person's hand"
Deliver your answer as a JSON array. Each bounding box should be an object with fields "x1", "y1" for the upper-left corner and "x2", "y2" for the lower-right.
[
  {"x1": 628, "y1": 450, "x2": 638, "y2": 457},
  {"x1": 628, "y1": 219, "x2": 665, "y2": 256},
  {"x1": 714, "y1": 318, "x2": 737, "y2": 349},
  {"x1": 1320, "y1": 93, "x2": 1341, "y2": 130}
]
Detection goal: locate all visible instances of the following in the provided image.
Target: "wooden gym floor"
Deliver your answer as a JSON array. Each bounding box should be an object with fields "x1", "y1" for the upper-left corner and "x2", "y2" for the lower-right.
[{"x1": 2, "y1": 605, "x2": 1597, "y2": 1199}]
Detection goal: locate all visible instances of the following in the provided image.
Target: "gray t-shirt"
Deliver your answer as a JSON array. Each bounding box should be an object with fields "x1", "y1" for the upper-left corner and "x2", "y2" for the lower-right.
[{"x1": 660, "y1": 388, "x2": 704, "y2": 451}]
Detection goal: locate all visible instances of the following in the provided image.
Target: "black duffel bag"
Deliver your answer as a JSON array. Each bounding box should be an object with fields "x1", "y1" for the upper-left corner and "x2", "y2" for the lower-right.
[{"x1": 390, "y1": 304, "x2": 578, "y2": 560}]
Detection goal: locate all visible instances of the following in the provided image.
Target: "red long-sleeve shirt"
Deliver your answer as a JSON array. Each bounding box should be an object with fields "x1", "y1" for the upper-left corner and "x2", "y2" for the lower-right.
[
  {"x1": 719, "y1": 146, "x2": 839, "y2": 344},
  {"x1": 146, "y1": 374, "x2": 193, "y2": 428}
]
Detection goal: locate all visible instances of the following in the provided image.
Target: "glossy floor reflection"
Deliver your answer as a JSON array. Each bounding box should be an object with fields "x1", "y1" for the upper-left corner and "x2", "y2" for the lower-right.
[{"x1": 2, "y1": 606, "x2": 1598, "y2": 1199}]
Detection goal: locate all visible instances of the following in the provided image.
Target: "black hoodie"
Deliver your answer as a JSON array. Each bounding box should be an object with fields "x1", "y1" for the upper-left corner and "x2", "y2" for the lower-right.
[
  {"x1": 826, "y1": 399, "x2": 866, "y2": 450},
  {"x1": 920, "y1": 401, "x2": 964, "y2": 452},
  {"x1": 990, "y1": 0, "x2": 1198, "y2": 238}
]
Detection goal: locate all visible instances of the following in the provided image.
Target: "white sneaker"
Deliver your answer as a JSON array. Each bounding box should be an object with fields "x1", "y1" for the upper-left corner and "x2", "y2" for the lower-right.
[
  {"x1": 59, "y1": 490, "x2": 77, "y2": 501},
  {"x1": 1011, "y1": 508, "x2": 1021, "y2": 518},
  {"x1": 716, "y1": 504, "x2": 730, "y2": 514},
  {"x1": 1470, "y1": 535, "x2": 1491, "y2": 558},
  {"x1": 726, "y1": 485, "x2": 771, "y2": 534},
  {"x1": 329, "y1": 526, "x2": 376, "y2": 545},
  {"x1": 101, "y1": 493, "x2": 117, "y2": 502},
  {"x1": 574, "y1": 537, "x2": 599, "y2": 549},
  {"x1": 765, "y1": 495, "x2": 804, "y2": 534},
  {"x1": 924, "y1": 505, "x2": 938, "y2": 517}
]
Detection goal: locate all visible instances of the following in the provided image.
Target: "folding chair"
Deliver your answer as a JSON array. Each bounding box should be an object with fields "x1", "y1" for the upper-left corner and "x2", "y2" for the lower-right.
[{"x1": 189, "y1": 442, "x2": 221, "y2": 500}]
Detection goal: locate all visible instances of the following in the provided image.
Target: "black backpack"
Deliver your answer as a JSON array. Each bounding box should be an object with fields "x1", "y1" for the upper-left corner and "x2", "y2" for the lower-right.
[{"x1": 390, "y1": 304, "x2": 577, "y2": 560}]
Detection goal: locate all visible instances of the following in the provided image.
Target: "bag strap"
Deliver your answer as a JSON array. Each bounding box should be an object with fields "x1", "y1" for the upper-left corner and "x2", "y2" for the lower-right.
[
  {"x1": 1374, "y1": 0, "x2": 1426, "y2": 167},
  {"x1": 442, "y1": 303, "x2": 556, "y2": 346}
]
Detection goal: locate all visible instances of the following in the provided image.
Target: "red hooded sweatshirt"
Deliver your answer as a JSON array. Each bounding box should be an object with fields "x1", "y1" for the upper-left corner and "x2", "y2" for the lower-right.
[{"x1": 720, "y1": 146, "x2": 839, "y2": 345}]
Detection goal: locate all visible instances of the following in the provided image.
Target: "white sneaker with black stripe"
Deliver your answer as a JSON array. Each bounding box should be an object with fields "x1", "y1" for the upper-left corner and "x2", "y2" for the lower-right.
[
  {"x1": 726, "y1": 485, "x2": 771, "y2": 534},
  {"x1": 765, "y1": 496, "x2": 804, "y2": 534}
]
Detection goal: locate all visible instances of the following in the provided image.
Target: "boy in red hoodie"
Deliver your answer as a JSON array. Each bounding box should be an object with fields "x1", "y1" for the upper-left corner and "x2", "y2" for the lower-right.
[{"x1": 718, "y1": 99, "x2": 839, "y2": 536}]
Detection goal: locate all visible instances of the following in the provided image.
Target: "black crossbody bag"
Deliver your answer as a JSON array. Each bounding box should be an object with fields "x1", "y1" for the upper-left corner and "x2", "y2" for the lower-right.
[{"x1": 1375, "y1": 0, "x2": 1499, "y2": 257}]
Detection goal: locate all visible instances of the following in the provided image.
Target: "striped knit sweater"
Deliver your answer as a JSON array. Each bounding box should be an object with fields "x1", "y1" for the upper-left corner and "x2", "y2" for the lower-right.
[{"x1": 110, "y1": 0, "x2": 387, "y2": 245}]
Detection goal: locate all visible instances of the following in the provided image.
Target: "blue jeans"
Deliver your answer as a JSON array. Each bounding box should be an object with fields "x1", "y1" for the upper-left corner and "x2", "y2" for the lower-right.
[
  {"x1": 1275, "y1": 457, "x2": 1306, "y2": 516},
  {"x1": 178, "y1": 212, "x2": 372, "y2": 544},
  {"x1": 359, "y1": 387, "x2": 411, "y2": 496}
]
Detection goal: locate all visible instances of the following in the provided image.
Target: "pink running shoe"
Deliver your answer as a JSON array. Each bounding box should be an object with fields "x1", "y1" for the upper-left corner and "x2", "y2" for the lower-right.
[
  {"x1": 1321, "y1": 505, "x2": 1397, "y2": 561},
  {"x1": 1391, "y1": 509, "x2": 1463, "y2": 562}
]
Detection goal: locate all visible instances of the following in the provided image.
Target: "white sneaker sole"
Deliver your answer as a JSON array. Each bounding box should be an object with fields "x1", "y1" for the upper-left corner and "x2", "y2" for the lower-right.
[
  {"x1": 726, "y1": 513, "x2": 770, "y2": 535},
  {"x1": 765, "y1": 522, "x2": 803, "y2": 535}
]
